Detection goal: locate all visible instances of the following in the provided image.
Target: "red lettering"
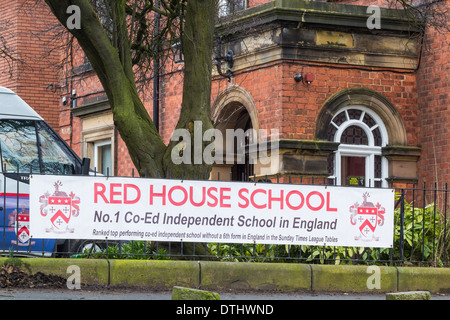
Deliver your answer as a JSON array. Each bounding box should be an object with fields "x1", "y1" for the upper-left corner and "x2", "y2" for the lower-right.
[
  {"x1": 326, "y1": 192, "x2": 337, "y2": 212},
  {"x1": 268, "y1": 189, "x2": 284, "y2": 209},
  {"x1": 250, "y1": 189, "x2": 267, "y2": 209},
  {"x1": 94, "y1": 183, "x2": 108, "y2": 204},
  {"x1": 168, "y1": 186, "x2": 188, "y2": 206},
  {"x1": 220, "y1": 188, "x2": 231, "y2": 208},
  {"x1": 109, "y1": 183, "x2": 122, "y2": 204},
  {"x1": 124, "y1": 184, "x2": 141, "y2": 204},
  {"x1": 96, "y1": 182, "x2": 337, "y2": 212},
  {"x1": 150, "y1": 185, "x2": 166, "y2": 205},
  {"x1": 189, "y1": 186, "x2": 206, "y2": 207},
  {"x1": 306, "y1": 191, "x2": 324, "y2": 211},
  {"x1": 238, "y1": 188, "x2": 249, "y2": 208},
  {"x1": 207, "y1": 187, "x2": 218, "y2": 207},
  {"x1": 286, "y1": 190, "x2": 304, "y2": 210}
]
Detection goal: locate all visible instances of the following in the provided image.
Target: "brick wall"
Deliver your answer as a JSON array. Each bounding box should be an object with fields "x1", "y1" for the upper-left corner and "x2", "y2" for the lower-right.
[
  {"x1": 339, "y1": 0, "x2": 449, "y2": 186},
  {"x1": 49, "y1": 0, "x2": 446, "y2": 185},
  {"x1": 159, "y1": 70, "x2": 184, "y2": 145},
  {"x1": 416, "y1": 0, "x2": 450, "y2": 185},
  {"x1": 248, "y1": 0, "x2": 272, "y2": 7},
  {"x1": 0, "y1": 1, "x2": 18, "y2": 90},
  {"x1": 212, "y1": 61, "x2": 418, "y2": 146},
  {"x1": 69, "y1": 48, "x2": 422, "y2": 179},
  {"x1": 212, "y1": 63, "x2": 283, "y2": 135},
  {"x1": 0, "y1": 0, "x2": 60, "y2": 129}
]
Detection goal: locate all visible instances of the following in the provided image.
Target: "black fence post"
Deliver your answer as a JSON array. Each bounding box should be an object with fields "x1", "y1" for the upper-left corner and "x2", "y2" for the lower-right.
[
  {"x1": 422, "y1": 182, "x2": 426, "y2": 262},
  {"x1": 2, "y1": 164, "x2": 6, "y2": 254},
  {"x1": 399, "y1": 189, "x2": 405, "y2": 263},
  {"x1": 432, "y1": 183, "x2": 437, "y2": 264},
  {"x1": 411, "y1": 182, "x2": 416, "y2": 261},
  {"x1": 6, "y1": 166, "x2": 448, "y2": 265},
  {"x1": 444, "y1": 183, "x2": 448, "y2": 264},
  {"x1": 15, "y1": 166, "x2": 19, "y2": 254}
]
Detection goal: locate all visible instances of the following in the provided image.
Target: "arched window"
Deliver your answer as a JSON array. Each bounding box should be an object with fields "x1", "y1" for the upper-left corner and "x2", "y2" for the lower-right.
[{"x1": 327, "y1": 106, "x2": 389, "y2": 188}]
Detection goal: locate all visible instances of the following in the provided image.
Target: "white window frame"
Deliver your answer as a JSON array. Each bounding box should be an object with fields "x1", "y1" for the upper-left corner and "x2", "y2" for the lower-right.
[
  {"x1": 93, "y1": 139, "x2": 112, "y2": 176},
  {"x1": 329, "y1": 106, "x2": 389, "y2": 188}
]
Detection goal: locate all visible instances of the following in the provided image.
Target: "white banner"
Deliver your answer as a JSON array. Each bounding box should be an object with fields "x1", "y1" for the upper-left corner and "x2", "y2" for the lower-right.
[{"x1": 29, "y1": 175, "x2": 395, "y2": 248}]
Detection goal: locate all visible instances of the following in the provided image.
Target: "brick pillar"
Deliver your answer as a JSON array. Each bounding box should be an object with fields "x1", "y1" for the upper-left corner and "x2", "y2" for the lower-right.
[{"x1": 417, "y1": 1, "x2": 450, "y2": 186}]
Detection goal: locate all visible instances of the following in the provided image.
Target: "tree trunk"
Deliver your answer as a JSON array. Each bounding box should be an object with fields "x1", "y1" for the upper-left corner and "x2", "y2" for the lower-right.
[
  {"x1": 45, "y1": 0, "x2": 216, "y2": 179},
  {"x1": 163, "y1": 0, "x2": 216, "y2": 180}
]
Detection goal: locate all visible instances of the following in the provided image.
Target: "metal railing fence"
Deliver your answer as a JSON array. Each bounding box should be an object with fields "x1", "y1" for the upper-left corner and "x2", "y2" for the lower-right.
[{"x1": 1, "y1": 170, "x2": 448, "y2": 266}]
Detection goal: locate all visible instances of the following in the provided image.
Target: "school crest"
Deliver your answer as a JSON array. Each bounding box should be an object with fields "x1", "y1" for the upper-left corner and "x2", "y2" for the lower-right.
[
  {"x1": 39, "y1": 181, "x2": 80, "y2": 234},
  {"x1": 349, "y1": 192, "x2": 385, "y2": 241},
  {"x1": 8, "y1": 206, "x2": 35, "y2": 246}
]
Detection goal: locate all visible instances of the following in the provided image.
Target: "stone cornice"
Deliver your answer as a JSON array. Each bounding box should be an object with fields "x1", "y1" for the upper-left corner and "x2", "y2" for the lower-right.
[
  {"x1": 217, "y1": 0, "x2": 421, "y2": 35},
  {"x1": 214, "y1": 0, "x2": 421, "y2": 72}
]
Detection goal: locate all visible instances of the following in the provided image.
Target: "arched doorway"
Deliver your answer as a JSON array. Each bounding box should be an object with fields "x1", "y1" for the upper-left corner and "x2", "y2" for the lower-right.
[{"x1": 211, "y1": 86, "x2": 258, "y2": 181}]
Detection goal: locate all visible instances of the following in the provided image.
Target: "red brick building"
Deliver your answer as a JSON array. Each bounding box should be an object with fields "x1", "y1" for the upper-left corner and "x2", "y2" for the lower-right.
[
  {"x1": 0, "y1": 0, "x2": 60, "y2": 129},
  {"x1": 1, "y1": 0, "x2": 448, "y2": 189}
]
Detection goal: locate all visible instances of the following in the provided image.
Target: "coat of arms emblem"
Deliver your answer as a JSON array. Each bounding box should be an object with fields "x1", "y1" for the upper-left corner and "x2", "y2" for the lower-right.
[
  {"x1": 349, "y1": 192, "x2": 385, "y2": 241},
  {"x1": 39, "y1": 181, "x2": 80, "y2": 234},
  {"x1": 8, "y1": 205, "x2": 35, "y2": 246}
]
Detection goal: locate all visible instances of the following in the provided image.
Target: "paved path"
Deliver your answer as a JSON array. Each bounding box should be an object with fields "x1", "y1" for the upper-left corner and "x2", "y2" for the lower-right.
[{"x1": 0, "y1": 288, "x2": 448, "y2": 300}]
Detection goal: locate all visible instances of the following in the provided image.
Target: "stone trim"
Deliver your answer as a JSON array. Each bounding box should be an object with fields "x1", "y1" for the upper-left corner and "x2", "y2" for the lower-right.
[
  {"x1": 315, "y1": 88, "x2": 408, "y2": 146},
  {"x1": 382, "y1": 145, "x2": 421, "y2": 182}
]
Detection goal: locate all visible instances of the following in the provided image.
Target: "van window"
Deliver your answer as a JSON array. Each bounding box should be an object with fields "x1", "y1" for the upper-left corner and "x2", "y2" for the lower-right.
[
  {"x1": 0, "y1": 120, "x2": 78, "y2": 175},
  {"x1": 37, "y1": 121, "x2": 76, "y2": 175},
  {"x1": 0, "y1": 120, "x2": 39, "y2": 173}
]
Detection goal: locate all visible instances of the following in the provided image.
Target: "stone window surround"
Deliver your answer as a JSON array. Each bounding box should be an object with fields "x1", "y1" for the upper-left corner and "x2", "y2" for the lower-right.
[
  {"x1": 316, "y1": 88, "x2": 421, "y2": 183},
  {"x1": 71, "y1": 100, "x2": 115, "y2": 175}
]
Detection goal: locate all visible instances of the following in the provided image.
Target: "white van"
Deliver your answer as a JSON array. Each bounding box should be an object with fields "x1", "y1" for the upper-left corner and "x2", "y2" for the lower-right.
[{"x1": 0, "y1": 86, "x2": 91, "y2": 256}]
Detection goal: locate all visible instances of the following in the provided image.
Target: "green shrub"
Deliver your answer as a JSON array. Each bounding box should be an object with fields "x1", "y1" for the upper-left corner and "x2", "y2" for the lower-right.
[
  {"x1": 207, "y1": 195, "x2": 449, "y2": 266},
  {"x1": 78, "y1": 241, "x2": 169, "y2": 260}
]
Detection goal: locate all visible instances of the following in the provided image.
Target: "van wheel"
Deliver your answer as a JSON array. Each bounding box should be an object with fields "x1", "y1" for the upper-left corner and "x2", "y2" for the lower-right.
[{"x1": 69, "y1": 240, "x2": 105, "y2": 255}]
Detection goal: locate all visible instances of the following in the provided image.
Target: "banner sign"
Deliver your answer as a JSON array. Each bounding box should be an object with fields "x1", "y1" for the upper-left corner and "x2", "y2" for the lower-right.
[{"x1": 29, "y1": 175, "x2": 395, "y2": 248}]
